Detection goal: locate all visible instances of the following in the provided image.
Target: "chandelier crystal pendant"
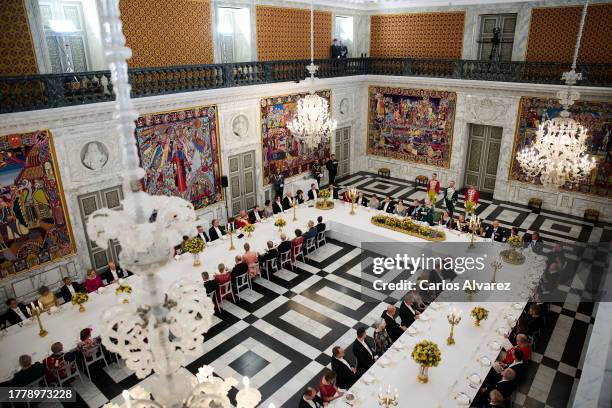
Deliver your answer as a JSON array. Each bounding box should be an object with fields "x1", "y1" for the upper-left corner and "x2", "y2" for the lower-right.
[
  {"x1": 516, "y1": 0, "x2": 595, "y2": 188},
  {"x1": 287, "y1": 0, "x2": 337, "y2": 149}
]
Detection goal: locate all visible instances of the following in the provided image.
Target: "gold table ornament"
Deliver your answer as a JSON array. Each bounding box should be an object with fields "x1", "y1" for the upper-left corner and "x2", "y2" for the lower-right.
[
  {"x1": 490, "y1": 258, "x2": 502, "y2": 284},
  {"x1": 30, "y1": 305, "x2": 48, "y2": 337},
  {"x1": 377, "y1": 385, "x2": 399, "y2": 407},
  {"x1": 446, "y1": 306, "x2": 462, "y2": 345},
  {"x1": 348, "y1": 187, "x2": 357, "y2": 215}
]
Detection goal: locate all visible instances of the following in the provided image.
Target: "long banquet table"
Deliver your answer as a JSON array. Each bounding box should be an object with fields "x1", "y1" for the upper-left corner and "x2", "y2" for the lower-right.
[{"x1": 0, "y1": 200, "x2": 543, "y2": 406}]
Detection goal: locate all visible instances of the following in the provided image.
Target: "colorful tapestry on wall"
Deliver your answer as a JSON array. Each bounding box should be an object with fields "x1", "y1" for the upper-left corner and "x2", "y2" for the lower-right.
[
  {"x1": 367, "y1": 87, "x2": 456, "y2": 168},
  {"x1": 510, "y1": 97, "x2": 611, "y2": 196},
  {"x1": 134, "y1": 106, "x2": 223, "y2": 210},
  {"x1": 0, "y1": 130, "x2": 74, "y2": 278},
  {"x1": 261, "y1": 91, "x2": 331, "y2": 185}
]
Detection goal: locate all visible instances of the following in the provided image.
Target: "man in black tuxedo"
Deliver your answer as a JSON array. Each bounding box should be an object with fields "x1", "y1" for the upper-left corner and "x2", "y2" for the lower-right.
[
  {"x1": 208, "y1": 219, "x2": 226, "y2": 241},
  {"x1": 331, "y1": 346, "x2": 357, "y2": 389},
  {"x1": 230, "y1": 255, "x2": 248, "y2": 294},
  {"x1": 4, "y1": 298, "x2": 30, "y2": 326},
  {"x1": 248, "y1": 205, "x2": 263, "y2": 224},
  {"x1": 352, "y1": 327, "x2": 376, "y2": 375},
  {"x1": 60, "y1": 276, "x2": 84, "y2": 303},
  {"x1": 326, "y1": 154, "x2": 339, "y2": 186},
  {"x1": 485, "y1": 220, "x2": 506, "y2": 242},
  {"x1": 494, "y1": 368, "x2": 517, "y2": 398},
  {"x1": 524, "y1": 230, "x2": 544, "y2": 254},
  {"x1": 277, "y1": 233, "x2": 292, "y2": 263},
  {"x1": 282, "y1": 192, "x2": 293, "y2": 211},
  {"x1": 272, "y1": 196, "x2": 283, "y2": 214},
  {"x1": 194, "y1": 225, "x2": 210, "y2": 243},
  {"x1": 298, "y1": 387, "x2": 324, "y2": 408},
  {"x1": 398, "y1": 296, "x2": 420, "y2": 327},
  {"x1": 316, "y1": 216, "x2": 326, "y2": 233},
  {"x1": 379, "y1": 196, "x2": 395, "y2": 213},
  {"x1": 263, "y1": 240, "x2": 279, "y2": 268},
  {"x1": 102, "y1": 261, "x2": 129, "y2": 285},
  {"x1": 357, "y1": 192, "x2": 368, "y2": 207},
  {"x1": 201, "y1": 271, "x2": 218, "y2": 295},
  {"x1": 381, "y1": 305, "x2": 405, "y2": 342},
  {"x1": 307, "y1": 183, "x2": 319, "y2": 201}
]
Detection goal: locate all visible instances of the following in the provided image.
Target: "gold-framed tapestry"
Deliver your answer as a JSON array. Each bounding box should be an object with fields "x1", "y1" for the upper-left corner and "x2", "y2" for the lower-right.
[
  {"x1": 134, "y1": 106, "x2": 224, "y2": 210},
  {"x1": 510, "y1": 97, "x2": 611, "y2": 196},
  {"x1": 0, "y1": 130, "x2": 75, "y2": 279},
  {"x1": 367, "y1": 86, "x2": 456, "y2": 168},
  {"x1": 261, "y1": 91, "x2": 331, "y2": 185}
]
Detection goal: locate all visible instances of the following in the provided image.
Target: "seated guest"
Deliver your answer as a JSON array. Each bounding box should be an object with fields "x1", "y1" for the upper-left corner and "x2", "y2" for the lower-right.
[
  {"x1": 282, "y1": 192, "x2": 293, "y2": 210},
  {"x1": 485, "y1": 220, "x2": 506, "y2": 242},
  {"x1": 381, "y1": 305, "x2": 405, "y2": 342},
  {"x1": 208, "y1": 219, "x2": 226, "y2": 241},
  {"x1": 263, "y1": 240, "x2": 279, "y2": 262},
  {"x1": 357, "y1": 191, "x2": 368, "y2": 207},
  {"x1": 394, "y1": 200, "x2": 407, "y2": 217},
  {"x1": 316, "y1": 216, "x2": 326, "y2": 233},
  {"x1": 217, "y1": 263, "x2": 229, "y2": 276},
  {"x1": 410, "y1": 200, "x2": 426, "y2": 220},
  {"x1": 272, "y1": 196, "x2": 283, "y2": 214},
  {"x1": 248, "y1": 205, "x2": 263, "y2": 224},
  {"x1": 342, "y1": 189, "x2": 352, "y2": 203},
  {"x1": 352, "y1": 327, "x2": 376, "y2": 375},
  {"x1": 296, "y1": 189, "x2": 305, "y2": 204},
  {"x1": 262, "y1": 200, "x2": 274, "y2": 218},
  {"x1": 12, "y1": 354, "x2": 44, "y2": 386},
  {"x1": 38, "y1": 286, "x2": 58, "y2": 310},
  {"x1": 331, "y1": 346, "x2": 357, "y2": 389},
  {"x1": 44, "y1": 342, "x2": 70, "y2": 383},
  {"x1": 243, "y1": 243, "x2": 260, "y2": 278},
  {"x1": 83, "y1": 270, "x2": 104, "y2": 293},
  {"x1": 329, "y1": 184, "x2": 339, "y2": 200},
  {"x1": 379, "y1": 196, "x2": 395, "y2": 213},
  {"x1": 102, "y1": 261, "x2": 128, "y2": 285},
  {"x1": 369, "y1": 194, "x2": 380, "y2": 209},
  {"x1": 524, "y1": 230, "x2": 544, "y2": 254},
  {"x1": 234, "y1": 210, "x2": 251, "y2": 229},
  {"x1": 494, "y1": 368, "x2": 517, "y2": 398},
  {"x1": 201, "y1": 272, "x2": 218, "y2": 295},
  {"x1": 454, "y1": 214, "x2": 470, "y2": 233},
  {"x1": 194, "y1": 225, "x2": 210, "y2": 243},
  {"x1": 292, "y1": 229, "x2": 304, "y2": 262},
  {"x1": 60, "y1": 276, "x2": 84, "y2": 303},
  {"x1": 307, "y1": 184, "x2": 319, "y2": 201},
  {"x1": 230, "y1": 255, "x2": 248, "y2": 292},
  {"x1": 422, "y1": 201, "x2": 436, "y2": 226},
  {"x1": 407, "y1": 198, "x2": 420, "y2": 216},
  {"x1": 174, "y1": 235, "x2": 189, "y2": 255},
  {"x1": 77, "y1": 328, "x2": 99, "y2": 360},
  {"x1": 303, "y1": 220, "x2": 318, "y2": 243},
  {"x1": 439, "y1": 211, "x2": 452, "y2": 227},
  {"x1": 487, "y1": 389, "x2": 505, "y2": 407},
  {"x1": 277, "y1": 233, "x2": 292, "y2": 257},
  {"x1": 373, "y1": 318, "x2": 392, "y2": 356},
  {"x1": 508, "y1": 227, "x2": 520, "y2": 240},
  {"x1": 399, "y1": 295, "x2": 420, "y2": 327},
  {"x1": 502, "y1": 334, "x2": 531, "y2": 365},
  {"x1": 526, "y1": 304, "x2": 545, "y2": 335},
  {"x1": 299, "y1": 387, "x2": 324, "y2": 408},
  {"x1": 4, "y1": 298, "x2": 30, "y2": 326},
  {"x1": 319, "y1": 371, "x2": 344, "y2": 403}
]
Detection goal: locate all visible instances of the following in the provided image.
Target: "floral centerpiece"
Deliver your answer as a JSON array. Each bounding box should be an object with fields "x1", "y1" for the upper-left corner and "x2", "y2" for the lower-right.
[
  {"x1": 115, "y1": 283, "x2": 132, "y2": 304},
  {"x1": 411, "y1": 340, "x2": 442, "y2": 383},
  {"x1": 274, "y1": 217, "x2": 286, "y2": 232},
  {"x1": 184, "y1": 237, "x2": 205, "y2": 266},
  {"x1": 316, "y1": 188, "x2": 334, "y2": 210},
  {"x1": 243, "y1": 224, "x2": 255, "y2": 237},
  {"x1": 72, "y1": 292, "x2": 89, "y2": 313},
  {"x1": 470, "y1": 306, "x2": 489, "y2": 326},
  {"x1": 465, "y1": 200, "x2": 476, "y2": 215},
  {"x1": 371, "y1": 215, "x2": 445, "y2": 242},
  {"x1": 500, "y1": 235, "x2": 525, "y2": 265}
]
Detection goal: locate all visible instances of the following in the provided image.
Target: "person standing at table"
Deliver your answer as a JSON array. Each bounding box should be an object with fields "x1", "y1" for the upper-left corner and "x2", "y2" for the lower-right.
[
  {"x1": 60, "y1": 276, "x2": 84, "y2": 303},
  {"x1": 326, "y1": 154, "x2": 339, "y2": 186},
  {"x1": 381, "y1": 305, "x2": 405, "y2": 342},
  {"x1": 443, "y1": 180, "x2": 459, "y2": 215},
  {"x1": 4, "y1": 298, "x2": 30, "y2": 325},
  {"x1": 352, "y1": 326, "x2": 376, "y2": 375},
  {"x1": 426, "y1": 172, "x2": 441, "y2": 202},
  {"x1": 38, "y1": 286, "x2": 58, "y2": 310},
  {"x1": 272, "y1": 171, "x2": 284, "y2": 200},
  {"x1": 83, "y1": 270, "x2": 104, "y2": 293},
  {"x1": 464, "y1": 184, "x2": 480, "y2": 206}
]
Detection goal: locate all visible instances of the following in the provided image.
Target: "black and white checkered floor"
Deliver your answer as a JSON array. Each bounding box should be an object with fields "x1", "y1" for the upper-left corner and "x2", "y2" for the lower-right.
[{"x1": 35, "y1": 172, "x2": 607, "y2": 408}]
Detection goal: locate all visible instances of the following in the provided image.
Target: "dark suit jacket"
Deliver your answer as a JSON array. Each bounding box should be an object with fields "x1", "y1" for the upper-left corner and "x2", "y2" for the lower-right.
[
  {"x1": 495, "y1": 379, "x2": 516, "y2": 398},
  {"x1": 399, "y1": 301, "x2": 417, "y2": 327},
  {"x1": 5, "y1": 304, "x2": 30, "y2": 325},
  {"x1": 508, "y1": 361, "x2": 527, "y2": 380},
  {"x1": 298, "y1": 396, "x2": 324, "y2": 408},
  {"x1": 282, "y1": 196, "x2": 292, "y2": 210},
  {"x1": 331, "y1": 357, "x2": 357, "y2": 389},
  {"x1": 231, "y1": 263, "x2": 249, "y2": 287},
  {"x1": 248, "y1": 210, "x2": 263, "y2": 224},
  {"x1": 102, "y1": 266, "x2": 128, "y2": 285},
  {"x1": 60, "y1": 282, "x2": 85, "y2": 303},
  {"x1": 195, "y1": 231, "x2": 210, "y2": 243},
  {"x1": 307, "y1": 189, "x2": 319, "y2": 201},
  {"x1": 208, "y1": 226, "x2": 226, "y2": 241},
  {"x1": 358, "y1": 196, "x2": 368, "y2": 206},
  {"x1": 382, "y1": 312, "x2": 403, "y2": 342},
  {"x1": 485, "y1": 226, "x2": 506, "y2": 242},
  {"x1": 203, "y1": 279, "x2": 218, "y2": 295},
  {"x1": 272, "y1": 201, "x2": 283, "y2": 214},
  {"x1": 11, "y1": 362, "x2": 44, "y2": 386},
  {"x1": 264, "y1": 248, "x2": 279, "y2": 263},
  {"x1": 352, "y1": 338, "x2": 375, "y2": 374},
  {"x1": 316, "y1": 222, "x2": 326, "y2": 233},
  {"x1": 379, "y1": 201, "x2": 395, "y2": 214},
  {"x1": 277, "y1": 240, "x2": 292, "y2": 255},
  {"x1": 303, "y1": 227, "x2": 317, "y2": 241}
]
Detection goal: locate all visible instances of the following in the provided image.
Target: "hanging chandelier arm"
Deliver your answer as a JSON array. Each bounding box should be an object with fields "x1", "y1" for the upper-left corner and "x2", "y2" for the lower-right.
[
  {"x1": 571, "y1": 0, "x2": 589, "y2": 70},
  {"x1": 310, "y1": 0, "x2": 314, "y2": 65}
]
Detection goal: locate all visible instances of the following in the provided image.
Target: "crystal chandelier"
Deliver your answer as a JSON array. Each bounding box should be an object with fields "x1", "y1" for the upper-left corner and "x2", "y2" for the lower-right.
[
  {"x1": 88, "y1": 1, "x2": 264, "y2": 407},
  {"x1": 287, "y1": 0, "x2": 337, "y2": 149},
  {"x1": 516, "y1": 0, "x2": 595, "y2": 188}
]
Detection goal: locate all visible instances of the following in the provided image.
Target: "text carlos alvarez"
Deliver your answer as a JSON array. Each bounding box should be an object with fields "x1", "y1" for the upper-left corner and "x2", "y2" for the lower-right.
[{"x1": 372, "y1": 279, "x2": 511, "y2": 291}]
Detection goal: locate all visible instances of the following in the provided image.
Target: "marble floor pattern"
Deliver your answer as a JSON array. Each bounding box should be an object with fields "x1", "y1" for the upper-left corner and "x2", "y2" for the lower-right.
[{"x1": 21, "y1": 171, "x2": 607, "y2": 408}]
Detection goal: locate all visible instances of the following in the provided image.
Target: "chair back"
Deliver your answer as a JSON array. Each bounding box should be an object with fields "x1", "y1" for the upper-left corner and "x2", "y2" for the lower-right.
[
  {"x1": 263, "y1": 258, "x2": 277, "y2": 278},
  {"x1": 82, "y1": 342, "x2": 103, "y2": 361},
  {"x1": 293, "y1": 242, "x2": 303, "y2": 257},
  {"x1": 305, "y1": 237, "x2": 316, "y2": 252},
  {"x1": 316, "y1": 231, "x2": 326, "y2": 246},
  {"x1": 236, "y1": 272, "x2": 249, "y2": 290},
  {"x1": 248, "y1": 262, "x2": 259, "y2": 277},
  {"x1": 279, "y1": 250, "x2": 291, "y2": 265},
  {"x1": 218, "y1": 281, "x2": 232, "y2": 297}
]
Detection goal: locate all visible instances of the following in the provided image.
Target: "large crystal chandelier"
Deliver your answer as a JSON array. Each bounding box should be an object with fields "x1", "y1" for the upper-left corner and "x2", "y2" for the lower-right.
[
  {"x1": 516, "y1": 0, "x2": 595, "y2": 188},
  {"x1": 88, "y1": 1, "x2": 264, "y2": 407},
  {"x1": 286, "y1": 0, "x2": 337, "y2": 149}
]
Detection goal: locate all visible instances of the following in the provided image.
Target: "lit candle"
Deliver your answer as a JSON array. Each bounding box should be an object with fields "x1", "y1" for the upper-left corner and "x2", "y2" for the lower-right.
[
  {"x1": 243, "y1": 376, "x2": 250, "y2": 389},
  {"x1": 38, "y1": 300, "x2": 43, "y2": 310},
  {"x1": 122, "y1": 390, "x2": 131, "y2": 408}
]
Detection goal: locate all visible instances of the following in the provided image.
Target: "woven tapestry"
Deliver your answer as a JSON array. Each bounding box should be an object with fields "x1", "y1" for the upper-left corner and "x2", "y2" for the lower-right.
[
  {"x1": 510, "y1": 97, "x2": 611, "y2": 196},
  {"x1": 261, "y1": 91, "x2": 331, "y2": 185},
  {"x1": 367, "y1": 87, "x2": 456, "y2": 168},
  {"x1": 0, "y1": 130, "x2": 74, "y2": 278},
  {"x1": 135, "y1": 106, "x2": 223, "y2": 210}
]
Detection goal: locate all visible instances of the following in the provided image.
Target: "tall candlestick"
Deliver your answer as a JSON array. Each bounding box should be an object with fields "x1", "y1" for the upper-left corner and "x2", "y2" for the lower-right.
[
  {"x1": 446, "y1": 306, "x2": 461, "y2": 345},
  {"x1": 31, "y1": 306, "x2": 48, "y2": 337}
]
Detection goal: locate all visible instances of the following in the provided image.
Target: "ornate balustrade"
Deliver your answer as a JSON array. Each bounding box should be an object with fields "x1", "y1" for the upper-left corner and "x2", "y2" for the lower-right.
[{"x1": 1, "y1": 58, "x2": 610, "y2": 113}]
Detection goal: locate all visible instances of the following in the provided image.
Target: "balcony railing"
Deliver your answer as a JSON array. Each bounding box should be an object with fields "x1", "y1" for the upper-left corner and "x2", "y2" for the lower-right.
[{"x1": 1, "y1": 58, "x2": 610, "y2": 113}]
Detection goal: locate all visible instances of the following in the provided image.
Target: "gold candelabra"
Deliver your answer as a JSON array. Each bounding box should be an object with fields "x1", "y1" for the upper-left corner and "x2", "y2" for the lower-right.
[
  {"x1": 468, "y1": 214, "x2": 481, "y2": 248},
  {"x1": 490, "y1": 258, "x2": 502, "y2": 284},
  {"x1": 30, "y1": 305, "x2": 48, "y2": 337},
  {"x1": 348, "y1": 187, "x2": 357, "y2": 215},
  {"x1": 292, "y1": 198, "x2": 297, "y2": 221},
  {"x1": 227, "y1": 223, "x2": 236, "y2": 251},
  {"x1": 378, "y1": 385, "x2": 399, "y2": 407},
  {"x1": 446, "y1": 307, "x2": 461, "y2": 345}
]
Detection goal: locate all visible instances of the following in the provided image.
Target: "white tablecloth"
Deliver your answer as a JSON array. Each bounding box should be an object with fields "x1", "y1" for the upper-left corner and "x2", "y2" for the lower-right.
[{"x1": 0, "y1": 200, "x2": 541, "y2": 399}]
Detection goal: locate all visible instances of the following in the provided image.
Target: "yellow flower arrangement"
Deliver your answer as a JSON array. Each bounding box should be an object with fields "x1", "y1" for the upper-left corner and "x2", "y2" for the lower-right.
[
  {"x1": 465, "y1": 200, "x2": 476, "y2": 214},
  {"x1": 470, "y1": 306, "x2": 489, "y2": 326},
  {"x1": 115, "y1": 285, "x2": 132, "y2": 295},
  {"x1": 274, "y1": 218, "x2": 287, "y2": 228},
  {"x1": 71, "y1": 292, "x2": 89, "y2": 305},
  {"x1": 243, "y1": 224, "x2": 255, "y2": 233},
  {"x1": 371, "y1": 215, "x2": 445, "y2": 242},
  {"x1": 507, "y1": 235, "x2": 523, "y2": 249},
  {"x1": 411, "y1": 340, "x2": 442, "y2": 367},
  {"x1": 319, "y1": 188, "x2": 331, "y2": 199},
  {"x1": 184, "y1": 237, "x2": 205, "y2": 254}
]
